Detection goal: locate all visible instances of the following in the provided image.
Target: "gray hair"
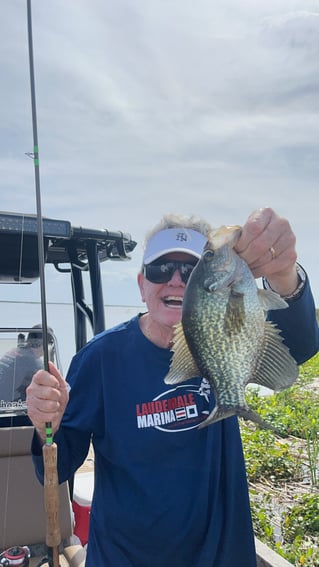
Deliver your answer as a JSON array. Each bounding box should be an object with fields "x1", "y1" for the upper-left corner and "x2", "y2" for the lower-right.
[{"x1": 143, "y1": 213, "x2": 213, "y2": 248}]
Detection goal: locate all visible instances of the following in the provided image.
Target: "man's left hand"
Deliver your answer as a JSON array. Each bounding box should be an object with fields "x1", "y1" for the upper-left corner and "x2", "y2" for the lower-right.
[{"x1": 235, "y1": 207, "x2": 299, "y2": 296}]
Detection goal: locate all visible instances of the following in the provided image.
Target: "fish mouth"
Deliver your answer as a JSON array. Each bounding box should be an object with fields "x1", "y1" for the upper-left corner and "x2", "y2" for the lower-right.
[
  {"x1": 162, "y1": 296, "x2": 183, "y2": 308},
  {"x1": 207, "y1": 275, "x2": 236, "y2": 292}
]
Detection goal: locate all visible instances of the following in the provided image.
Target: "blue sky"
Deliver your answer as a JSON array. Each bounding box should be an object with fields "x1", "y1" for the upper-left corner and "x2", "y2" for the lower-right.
[{"x1": 1, "y1": 0, "x2": 319, "y2": 310}]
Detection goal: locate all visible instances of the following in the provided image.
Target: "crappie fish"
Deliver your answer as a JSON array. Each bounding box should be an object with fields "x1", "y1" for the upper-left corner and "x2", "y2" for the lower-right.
[{"x1": 164, "y1": 225, "x2": 298, "y2": 429}]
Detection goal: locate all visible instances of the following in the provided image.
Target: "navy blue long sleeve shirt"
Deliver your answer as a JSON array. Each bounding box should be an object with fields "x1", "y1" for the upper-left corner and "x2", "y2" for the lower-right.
[{"x1": 32, "y1": 274, "x2": 318, "y2": 567}]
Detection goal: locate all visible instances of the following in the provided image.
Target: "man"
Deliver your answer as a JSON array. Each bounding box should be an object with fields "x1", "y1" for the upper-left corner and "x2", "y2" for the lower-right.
[
  {"x1": 0, "y1": 325, "x2": 53, "y2": 405},
  {"x1": 27, "y1": 208, "x2": 319, "y2": 566}
]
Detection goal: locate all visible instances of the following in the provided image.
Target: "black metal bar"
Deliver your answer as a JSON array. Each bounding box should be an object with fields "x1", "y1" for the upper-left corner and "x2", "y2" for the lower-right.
[
  {"x1": 87, "y1": 240, "x2": 106, "y2": 334},
  {"x1": 70, "y1": 264, "x2": 88, "y2": 351}
]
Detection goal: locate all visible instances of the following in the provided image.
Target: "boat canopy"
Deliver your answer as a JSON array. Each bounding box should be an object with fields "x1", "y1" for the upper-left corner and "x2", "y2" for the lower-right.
[{"x1": 0, "y1": 210, "x2": 137, "y2": 351}]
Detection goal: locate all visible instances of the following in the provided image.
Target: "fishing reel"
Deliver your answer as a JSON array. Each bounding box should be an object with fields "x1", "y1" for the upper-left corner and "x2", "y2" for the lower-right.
[{"x1": 0, "y1": 546, "x2": 30, "y2": 567}]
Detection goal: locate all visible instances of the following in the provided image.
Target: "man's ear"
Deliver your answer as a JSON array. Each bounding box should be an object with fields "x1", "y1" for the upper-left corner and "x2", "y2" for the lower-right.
[{"x1": 137, "y1": 272, "x2": 146, "y2": 302}]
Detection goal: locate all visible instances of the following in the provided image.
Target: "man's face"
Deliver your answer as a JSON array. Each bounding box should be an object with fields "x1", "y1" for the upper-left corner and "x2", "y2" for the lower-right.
[{"x1": 137, "y1": 252, "x2": 197, "y2": 329}]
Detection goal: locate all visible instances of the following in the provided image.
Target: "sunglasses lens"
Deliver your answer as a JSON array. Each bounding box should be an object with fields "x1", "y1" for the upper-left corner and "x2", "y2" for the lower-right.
[
  {"x1": 179, "y1": 263, "x2": 196, "y2": 283},
  {"x1": 144, "y1": 263, "x2": 174, "y2": 283},
  {"x1": 144, "y1": 261, "x2": 196, "y2": 284}
]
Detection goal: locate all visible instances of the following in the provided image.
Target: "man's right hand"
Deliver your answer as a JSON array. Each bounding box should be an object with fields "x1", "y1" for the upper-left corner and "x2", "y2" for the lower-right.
[{"x1": 26, "y1": 361, "x2": 69, "y2": 443}]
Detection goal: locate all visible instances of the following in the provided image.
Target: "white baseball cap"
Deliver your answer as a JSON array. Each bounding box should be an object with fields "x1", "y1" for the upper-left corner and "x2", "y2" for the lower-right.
[{"x1": 143, "y1": 228, "x2": 207, "y2": 265}]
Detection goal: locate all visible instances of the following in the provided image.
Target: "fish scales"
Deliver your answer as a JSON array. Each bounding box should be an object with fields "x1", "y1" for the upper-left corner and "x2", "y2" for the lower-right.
[
  {"x1": 164, "y1": 225, "x2": 299, "y2": 429},
  {"x1": 183, "y1": 261, "x2": 263, "y2": 408}
]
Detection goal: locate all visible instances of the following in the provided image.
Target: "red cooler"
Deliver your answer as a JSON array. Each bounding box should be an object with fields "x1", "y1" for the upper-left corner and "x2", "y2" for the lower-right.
[{"x1": 72, "y1": 471, "x2": 94, "y2": 546}]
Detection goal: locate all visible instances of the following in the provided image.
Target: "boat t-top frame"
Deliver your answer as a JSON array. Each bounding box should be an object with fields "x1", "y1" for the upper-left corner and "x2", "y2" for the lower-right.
[{"x1": 0, "y1": 210, "x2": 137, "y2": 352}]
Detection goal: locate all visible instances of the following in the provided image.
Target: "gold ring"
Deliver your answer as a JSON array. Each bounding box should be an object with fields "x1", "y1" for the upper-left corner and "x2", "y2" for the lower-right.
[{"x1": 269, "y1": 246, "x2": 276, "y2": 260}]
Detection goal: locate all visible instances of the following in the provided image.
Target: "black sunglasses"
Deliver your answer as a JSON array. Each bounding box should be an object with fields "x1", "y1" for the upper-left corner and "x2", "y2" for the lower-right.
[{"x1": 144, "y1": 260, "x2": 198, "y2": 284}]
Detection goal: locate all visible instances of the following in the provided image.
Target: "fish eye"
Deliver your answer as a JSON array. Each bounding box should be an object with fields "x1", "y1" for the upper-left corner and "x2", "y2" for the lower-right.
[{"x1": 204, "y1": 250, "x2": 214, "y2": 262}]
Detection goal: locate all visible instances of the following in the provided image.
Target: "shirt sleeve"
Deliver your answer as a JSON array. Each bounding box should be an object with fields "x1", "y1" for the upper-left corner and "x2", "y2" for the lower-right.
[
  {"x1": 31, "y1": 343, "x2": 102, "y2": 484},
  {"x1": 31, "y1": 425, "x2": 91, "y2": 485},
  {"x1": 266, "y1": 273, "x2": 319, "y2": 364}
]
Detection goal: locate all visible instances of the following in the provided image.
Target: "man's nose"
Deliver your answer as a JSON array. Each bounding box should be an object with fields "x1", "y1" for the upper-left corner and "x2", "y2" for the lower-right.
[{"x1": 168, "y1": 269, "x2": 184, "y2": 285}]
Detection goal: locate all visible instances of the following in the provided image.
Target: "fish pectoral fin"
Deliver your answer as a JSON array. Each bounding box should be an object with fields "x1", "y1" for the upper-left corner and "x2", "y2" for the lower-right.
[
  {"x1": 257, "y1": 288, "x2": 288, "y2": 311},
  {"x1": 224, "y1": 290, "x2": 245, "y2": 335},
  {"x1": 164, "y1": 322, "x2": 200, "y2": 385},
  {"x1": 249, "y1": 322, "x2": 299, "y2": 391}
]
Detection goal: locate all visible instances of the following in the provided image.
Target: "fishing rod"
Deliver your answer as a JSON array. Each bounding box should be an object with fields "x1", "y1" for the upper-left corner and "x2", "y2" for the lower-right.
[{"x1": 26, "y1": 1, "x2": 61, "y2": 566}]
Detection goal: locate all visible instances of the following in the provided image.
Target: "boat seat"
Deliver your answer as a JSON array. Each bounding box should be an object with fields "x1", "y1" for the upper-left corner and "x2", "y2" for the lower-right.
[{"x1": 0, "y1": 426, "x2": 86, "y2": 566}]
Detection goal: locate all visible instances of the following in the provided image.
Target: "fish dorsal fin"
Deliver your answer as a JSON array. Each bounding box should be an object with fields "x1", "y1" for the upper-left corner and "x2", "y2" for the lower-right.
[
  {"x1": 249, "y1": 321, "x2": 298, "y2": 391},
  {"x1": 164, "y1": 322, "x2": 200, "y2": 385},
  {"x1": 257, "y1": 288, "x2": 288, "y2": 311}
]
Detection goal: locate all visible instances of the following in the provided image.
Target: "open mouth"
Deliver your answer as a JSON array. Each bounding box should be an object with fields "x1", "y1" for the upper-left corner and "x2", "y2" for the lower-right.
[{"x1": 162, "y1": 296, "x2": 183, "y2": 308}]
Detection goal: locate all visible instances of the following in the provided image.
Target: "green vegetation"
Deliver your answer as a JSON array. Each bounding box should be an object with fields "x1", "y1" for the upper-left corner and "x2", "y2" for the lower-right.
[{"x1": 241, "y1": 352, "x2": 319, "y2": 566}]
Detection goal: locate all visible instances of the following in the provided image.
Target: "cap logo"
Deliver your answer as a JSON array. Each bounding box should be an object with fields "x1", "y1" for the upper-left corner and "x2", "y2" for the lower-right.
[{"x1": 176, "y1": 232, "x2": 188, "y2": 242}]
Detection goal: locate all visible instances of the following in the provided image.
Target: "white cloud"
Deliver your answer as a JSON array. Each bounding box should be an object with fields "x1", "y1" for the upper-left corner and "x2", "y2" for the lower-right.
[{"x1": 0, "y1": 0, "x2": 318, "y2": 310}]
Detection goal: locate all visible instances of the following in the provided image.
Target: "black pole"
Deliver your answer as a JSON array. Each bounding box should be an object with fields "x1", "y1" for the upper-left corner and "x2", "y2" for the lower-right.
[
  {"x1": 26, "y1": 2, "x2": 61, "y2": 566},
  {"x1": 26, "y1": 0, "x2": 49, "y2": 371}
]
